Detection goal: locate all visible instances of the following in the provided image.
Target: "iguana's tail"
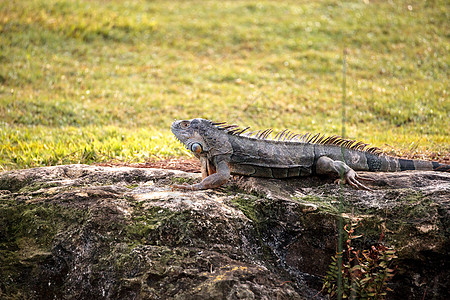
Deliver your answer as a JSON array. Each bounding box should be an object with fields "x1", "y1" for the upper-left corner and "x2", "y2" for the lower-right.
[
  {"x1": 376, "y1": 155, "x2": 450, "y2": 172},
  {"x1": 432, "y1": 162, "x2": 450, "y2": 172}
]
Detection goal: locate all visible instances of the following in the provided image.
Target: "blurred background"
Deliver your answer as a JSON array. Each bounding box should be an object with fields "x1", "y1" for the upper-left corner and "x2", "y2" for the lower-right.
[{"x1": 0, "y1": 0, "x2": 448, "y2": 170}]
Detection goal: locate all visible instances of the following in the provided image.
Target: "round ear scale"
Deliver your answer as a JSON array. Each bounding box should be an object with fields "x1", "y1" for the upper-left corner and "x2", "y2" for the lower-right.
[{"x1": 190, "y1": 143, "x2": 203, "y2": 154}]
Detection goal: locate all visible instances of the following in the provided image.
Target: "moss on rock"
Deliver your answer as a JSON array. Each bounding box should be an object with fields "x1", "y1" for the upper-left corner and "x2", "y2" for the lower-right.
[{"x1": 0, "y1": 201, "x2": 87, "y2": 298}]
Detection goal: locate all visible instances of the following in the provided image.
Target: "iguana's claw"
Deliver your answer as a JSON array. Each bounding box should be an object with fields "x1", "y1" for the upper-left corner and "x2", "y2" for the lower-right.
[
  {"x1": 335, "y1": 170, "x2": 374, "y2": 191},
  {"x1": 355, "y1": 174, "x2": 375, "y2": 182}
]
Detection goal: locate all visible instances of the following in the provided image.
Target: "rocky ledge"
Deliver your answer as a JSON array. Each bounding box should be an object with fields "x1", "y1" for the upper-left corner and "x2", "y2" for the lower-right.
[{"x1": 0, "y1": 164, "x2": 449, "y2": 299}]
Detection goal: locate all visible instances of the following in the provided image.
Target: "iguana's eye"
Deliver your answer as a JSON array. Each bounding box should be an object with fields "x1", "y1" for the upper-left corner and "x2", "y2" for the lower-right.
[{"x1": 180, "y1": 121, "x2": 190, "y2": 128}]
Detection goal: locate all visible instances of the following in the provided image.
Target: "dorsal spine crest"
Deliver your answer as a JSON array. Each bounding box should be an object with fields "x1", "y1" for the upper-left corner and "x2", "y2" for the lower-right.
[{"x1": 210, "y1": 120, "x2": 382, "y2": 155}]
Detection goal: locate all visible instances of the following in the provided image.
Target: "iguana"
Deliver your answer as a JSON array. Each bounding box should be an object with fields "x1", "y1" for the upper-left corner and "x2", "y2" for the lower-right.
[{"x1": 171, "y1": 118, "x2": 449, "y2": 191}]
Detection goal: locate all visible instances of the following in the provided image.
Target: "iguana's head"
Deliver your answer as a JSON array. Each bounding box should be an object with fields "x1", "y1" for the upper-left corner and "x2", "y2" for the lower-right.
[{"x1": 171, "y1": 118, "x2": 232, "y2": 157}]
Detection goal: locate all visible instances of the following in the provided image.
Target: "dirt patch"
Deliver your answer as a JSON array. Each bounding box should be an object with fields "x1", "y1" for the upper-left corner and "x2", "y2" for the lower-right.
[{"x1": 96, "y1": 158, "x2": 202, "y2": 173}]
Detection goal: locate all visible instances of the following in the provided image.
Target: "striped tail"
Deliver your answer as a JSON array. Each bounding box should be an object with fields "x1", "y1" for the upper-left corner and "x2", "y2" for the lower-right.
[
  {"x1": 365, "y1": 153, "x2": 450, "y2": 172},
  {"x1": 394, "y1": 157, "x2": 450, "y2": 172}
]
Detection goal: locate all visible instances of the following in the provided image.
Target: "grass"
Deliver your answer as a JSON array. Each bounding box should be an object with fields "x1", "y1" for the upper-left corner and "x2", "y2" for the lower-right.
[{"x1": 0, "y1": 0, "x2": 449, "y2": 170}]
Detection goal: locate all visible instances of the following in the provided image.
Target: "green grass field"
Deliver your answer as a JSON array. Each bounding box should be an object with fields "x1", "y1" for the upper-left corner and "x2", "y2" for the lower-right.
[{"x1": 1, "y1": 0, "x2": 449, "y2": 171}]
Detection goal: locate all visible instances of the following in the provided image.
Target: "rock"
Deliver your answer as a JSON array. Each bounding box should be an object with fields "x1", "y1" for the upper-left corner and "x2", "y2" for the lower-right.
[{"x1": 0, "y1": 164, "x2": 449, "y2": 299}]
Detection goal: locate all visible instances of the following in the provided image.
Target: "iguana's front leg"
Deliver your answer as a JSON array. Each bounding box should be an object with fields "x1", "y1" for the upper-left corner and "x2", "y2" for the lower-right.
[
  {"x1": 316, "y1": 156, "x2": 373, "y2": 190},
  {"x1": 173, "y1": 160, "x2": 230, "y2": 191}
]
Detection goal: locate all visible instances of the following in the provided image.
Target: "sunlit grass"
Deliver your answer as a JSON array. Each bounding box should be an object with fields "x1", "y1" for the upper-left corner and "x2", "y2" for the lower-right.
[
  {"x1": 0, "y1": 0, "x2": 448, "y2": 170},
  {"x1": 0, "y1": 125, "x2": 190, "y2": 171}
]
